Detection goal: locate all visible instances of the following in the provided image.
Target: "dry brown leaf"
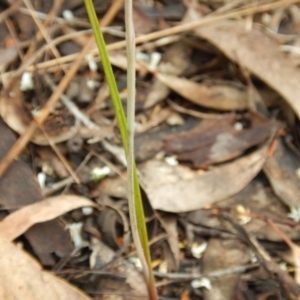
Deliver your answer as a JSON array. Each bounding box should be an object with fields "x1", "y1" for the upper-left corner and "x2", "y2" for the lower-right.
[
  {"x1": 0, "y1": 195, "x2": 97, "y2": 241},
  {"x1": 0, "y1": 47, "x2": 18, "y2": 73},
  {"x1": 195, "y1": 20, "x2": 300, "y2": 119},
  {"x1": 90, "y1": 238, "x2": 147, "y2": 298},
  {"x1": 263, "y1": 139, "x2": 300, "y2": 208},
  {"x1": 155, "y1": 72, "x2": 248, "y2": 111},
  {"x1": 159, "y1": 215, "x2": 180, "y2": 270},
  {"x1": 0, "y1": 118, "x2": 73, "y2": 264},
  {"x1": 140, "y1": 145, "x2": 268, "y2": 212},
  {"x1": 144, "y1": 42, "x2": 193, "y2": 108},
  {"x1": 0, "y1": 235, "x2": 91, "y2": 300},
  {"x1": 290, "y1": 242, "x2": 300, "y2": 285},
  {"x1": 164, "y1": 114, "x2": 275, "y2": 168},
  {"x1": 202, "y1": 239, "x2": 250, "y2": 300},
  {"x1": 0, "y1": 91, "x2": 80, "y2": 145}
]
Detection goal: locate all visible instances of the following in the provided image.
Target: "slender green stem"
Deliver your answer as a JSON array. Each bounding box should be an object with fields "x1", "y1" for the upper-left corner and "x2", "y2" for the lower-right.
[
  {"x1": 84, "y1": 0, "x2": 127, "y2": 148},
  {"x1": 124, "y1": 1, "x2": 158, "y2": 299},
  {"x1": 124, "y1": 0, "x2": 142, "y2": 268},
  {"x1": 84, "y1": 0, "x2": 157, "y2": 298},
  {"x1": 125, "y1": 0, "x2": 145, "y2": 275}
]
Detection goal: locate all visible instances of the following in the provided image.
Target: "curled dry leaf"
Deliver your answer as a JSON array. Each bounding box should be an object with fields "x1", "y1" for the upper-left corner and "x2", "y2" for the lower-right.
[
  {"x1": 155, "y1": 72, "x2": 249, "y2": 111},
  {"x1": 90, "y1": 238, "x2": 147, "y2": 298},
  {"x1": 144, "y1": 41, "x2": 193, "y2": 108},
  {"x1": 195, "y1": 20, "x2": 300, "y2": 119},
  {"x1": 0, "y1": 195, "x2": 97, "y2": 241},
  {"x1": 0, "y1": 236, "x2": 91, "y2": 300},
  {"x1": 164, "y1": 114, "x2": 275, "y2": 168},
  {"x1": 0, "y1": 91, "x2": 80, "y2": 145},
  {"x1": 159, "y1": 214, "x2": 180, "y2": 270},
  {"x1": 263, "y1": 139, "x2": 300, "y2": 208},
  {"x1": 202, "y1": 238, "x2": 250, "y2": 300},
  {"x1": 139, "y1": 145, "x2": 268, "y2": 213}
]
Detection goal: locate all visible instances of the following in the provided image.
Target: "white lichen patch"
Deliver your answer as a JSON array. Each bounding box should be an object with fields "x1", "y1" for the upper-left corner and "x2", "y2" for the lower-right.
[
  {"x1": 20, "y1": 72, "x2": 34, "y2": 91},
  {"x1": 288, "y1": 206, "x2": 300, "y2": 222},
  {"x1": 191, "y1": 277, "x2": 211, "y2": 290},
  {"x1": 66, "y1": 222, "x2": 83, "y2": 247},
  {"x1": 62, "y1": 10, "x2": 74, "y2": 21},
  {"x1": 191, "y1": 241, "x2": 208, "y2": 259},
  {"x1": 90, "y1": 166, "x2": 111, "y2": 181},
  {"x1": 165, "y1": 155, "x2": 178, "y2": 166}
]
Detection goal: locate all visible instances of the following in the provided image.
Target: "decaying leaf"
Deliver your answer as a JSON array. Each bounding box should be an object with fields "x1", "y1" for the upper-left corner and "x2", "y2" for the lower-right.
[
  {"x1": 202, "y1": 238, "x2": 250, "y2": 300},
  {"x1": 0, "y1": 195, "x2": 97, "y2": 241},
  {"x1": 139, "y1": 145, "x2": 268, "y2": 212},
  {"x1": 144, "y1": 41, "x2": 193, "y2": 108},
  {"x1": 0, "y1": 92, "x2": 80, "y2": 145},
  {"x1": 195, "y1": 20, "x2": 300, "y2": 119},
  {"x1": 89, "y1": 238, "x2": 147, "y2": 298},
  {"x1": 0, "y1": 118, "x2": 73, "y2": 264},
  {"x1": 164, "y1": 114, "x2": 275, "y2": 167},
  {"x1": 159, "y1": 214, "x2": 180, "y2": 270},
  {"x1": 263, "y1": 138, "x2": 300, "y2": 208},
  {"x1": 0, "y1": 236, "x2": 91, "y2": 300},
  {"x1": 155, "y1": 72, "x2": 249, "y2": 111}
]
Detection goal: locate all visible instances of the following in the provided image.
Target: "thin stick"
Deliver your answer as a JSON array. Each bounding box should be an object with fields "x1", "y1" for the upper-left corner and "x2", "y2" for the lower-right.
[
  {"x1": 43, "y1": 74, "x2": 99, "y2": 129},
  {"x1": 100, "y1": 0, "x2": 124, "y2": 27},
  {"x1": 2, "y1": 0, "x2": 297, "y2": 78},
  {"x1": 22, "y1": 0, "x2": 61, "y2": 60},
  {"x1": 40, "y1": 127, "x2": 81, "y2": 184}
]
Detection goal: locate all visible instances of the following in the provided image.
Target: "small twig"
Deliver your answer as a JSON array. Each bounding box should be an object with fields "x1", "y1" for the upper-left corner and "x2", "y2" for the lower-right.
[
  {"x1": 100, "y1": 0, "x2": 125, "y2": 27},
  {"x1": 154, "y1": 263, "x2": 259, "y2": 282},
  {"x1": 167, "y1": 99, "x2": 224, "y2": 119},
  {"x1": 43, "y1": 74, "x2": 99, "y2": 129},
  {"x1": 39, "y1": 126, "x2": 81, "y2": 184},
  {"x1": 22, "y1": 0, "x2": 62, "y2": 61},
  {"x1": 267, "y1": 218, "x2": 295, "y2": 249},
  {"x1": 89, "y1": 149, "x2": 124, "y2": 178},
  {"x1": 43, "y1": 151, "x2": 93, "y2": 196}
]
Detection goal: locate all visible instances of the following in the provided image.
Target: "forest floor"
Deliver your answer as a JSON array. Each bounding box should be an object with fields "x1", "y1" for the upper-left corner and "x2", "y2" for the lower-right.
[{"x1": 0, "y1": 0, "x2": 300, "y2": 299}]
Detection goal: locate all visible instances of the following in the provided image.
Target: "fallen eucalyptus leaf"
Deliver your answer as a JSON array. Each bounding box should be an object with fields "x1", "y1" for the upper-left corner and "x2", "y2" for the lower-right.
[
  {"x1": 0, "y1": 195, "x2": 97, "y2": 241},
  {"x1": 195, "y1": 20, "x2": 300, "y2": 118},
  {"x1": 0, "y1": 235, "x2": 91, "y2": 300},
  {"x1": 155, "y1": 72, "x2": 248, "y2": 111},
  {"x1": 140, "y1": 145, "x2": 268, "y2": 212}
]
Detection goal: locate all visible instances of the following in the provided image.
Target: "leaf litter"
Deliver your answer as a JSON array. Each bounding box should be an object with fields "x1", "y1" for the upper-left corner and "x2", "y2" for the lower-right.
[{"x1": 0, "y1": 0, "x2": 300, "y2": 299}]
